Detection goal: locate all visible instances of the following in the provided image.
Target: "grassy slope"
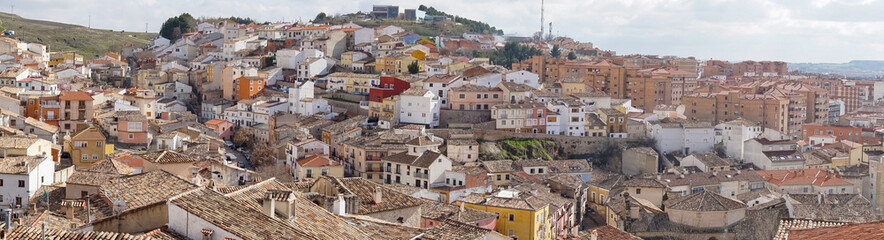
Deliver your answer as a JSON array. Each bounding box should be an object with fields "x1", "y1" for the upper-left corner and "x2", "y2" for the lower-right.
[{"x1": 0, "y1": 12, "x2": 156, "y2": 59}]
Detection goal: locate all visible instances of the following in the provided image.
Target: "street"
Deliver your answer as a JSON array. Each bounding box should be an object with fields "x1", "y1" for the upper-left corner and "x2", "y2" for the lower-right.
[{"x1": 224, "y1": 146, "x2": 252, "y2": 169}]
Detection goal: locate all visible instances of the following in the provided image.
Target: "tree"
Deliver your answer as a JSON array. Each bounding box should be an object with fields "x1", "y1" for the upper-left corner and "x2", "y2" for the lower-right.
[
  {"x1": 232, "y1": 127, "x2": 255, "y2": 149},
  {"x1": 472, "y1": 50, "x2": 483, "y2": 58},
  {"x1": 551, "y1": 45, "x2": 562, "y2": 58},
  {"x1": 567, "y1": 51, "x2": 577, "y2": 60},
  {"x1": 488, "y1": 42, "x2": 543, "y2": 68},
  {"x1": 250, "y1": 142, "x2": 278, "y2": 167},
  {"x1": 159, "y1": 13, "x2": 195, "y2": 41},
  {"x1": 313, "y1": 12, "x2": 328, "y2": 23},
  {"x1": 408, "y1": 61, "x2": 420, "y2": 74},
  {"x1": 254, "y1": 164, "x2": 295, "y2": 182}
]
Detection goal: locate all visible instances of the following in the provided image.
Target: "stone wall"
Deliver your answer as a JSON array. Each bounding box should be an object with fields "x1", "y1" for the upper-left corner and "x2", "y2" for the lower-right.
[
  {"x1": 323, "y1": 92, "x2": 369, "y2": 103},
  {"x1": 471, "y1": 129, "x2": 627, "y2": 156},
  {"x1": 326, "y1": 99, "x2": 369, "y2": 116},
  {"x1": 439, "y1": 109, "x2": 491, "y2": 128}
]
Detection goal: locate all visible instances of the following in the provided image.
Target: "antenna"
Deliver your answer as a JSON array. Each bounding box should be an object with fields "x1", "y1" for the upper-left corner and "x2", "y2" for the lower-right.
[
  {"x1": 539, "y1": 0, "x2": 544, "y2": 41},
  {"x1": 88, "y1": 15, "x2": 91, "y2": 29}
]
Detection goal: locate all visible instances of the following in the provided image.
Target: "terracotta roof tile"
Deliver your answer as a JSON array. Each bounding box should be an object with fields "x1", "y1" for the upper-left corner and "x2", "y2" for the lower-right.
[{"x1": 786, "y1": 219, "x2": 884, "y2": 240}]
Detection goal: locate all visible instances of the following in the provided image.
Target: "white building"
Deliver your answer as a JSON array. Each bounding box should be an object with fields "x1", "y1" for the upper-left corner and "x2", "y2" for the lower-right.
[
  {"x1": 545, "y1": 100, "x2": 586, "y2": 136},
  {"x1": 156, "y1": 132, "x2": 190, "y2": 151},
  {"x1": 253, "y1": 101, "x2": 289, "y2": 125},
  {"x1": 422, "y1": 74, "x2": 464, "y2": 108},
  {"x1": 288, "y1": 80, "x2": 330, "y2": 116},
  {"x1": 743, "y1": 138, "x2": 805, "y2": 170},
  {"x1": 297, "y1": 58, "x2": 333, "y2": 81},
  {"x1": 714, "y1": 119, "x2": 764, "y2": 160},
  {"x1": 381, "y1": 136, "x2": 452, "y2": 189},
  {"x1": 503, "y1": 70, "x2": 540, "y2": 89},
  {"x1": 0, "y1": 156, "x2": 54, "y2": 209},
  {"x1": 650, "y1": 120, "x2": 715, "y2": 155},
  {"x1": 224, "y1": 99, "x2": 264, "y2": 127},
  {"x1": 398, "y1": 88, "x2": 440, "y2": 128},
  {"x1": 285, "y1": 139, "x2": 329, "y2": 167},
  {"x1": 468, "y1": 72, "x2": 502, "y2": 88},
  {"x1": 276, "y1": 48, "x2": 324, "y2": 70}
]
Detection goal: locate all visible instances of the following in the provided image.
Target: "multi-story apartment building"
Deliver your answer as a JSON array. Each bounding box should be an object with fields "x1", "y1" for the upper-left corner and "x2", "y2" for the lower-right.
[
  {"x1": 339, "y1": 132, "x2": 409, "y2": 181},
  {"x1": 595, "y1": 108, "x2": 627, "y2": 138},
  {"x1": 683, "y1": 91, "x2": 793, "y2": 134},
  {"x1": 382, "y1": 136, "x2": 452, "y2": 189},
  {"x1": 512, "y1": 56, "x2": 628, "y2": 98},
  {"x1": 545, "y1": 99, "x2": 586, "y2": 136},
  {"x1": 448, "y1": 84, "x2": 503, "y2": 110},
  {"x1": 491, "y1": 102, "x2": 547, "y2": 133}
]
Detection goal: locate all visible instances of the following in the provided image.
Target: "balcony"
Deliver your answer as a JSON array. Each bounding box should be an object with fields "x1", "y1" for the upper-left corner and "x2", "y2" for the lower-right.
[{"x1": 366, "y1": 166, "x2": 385, "y2": 173}]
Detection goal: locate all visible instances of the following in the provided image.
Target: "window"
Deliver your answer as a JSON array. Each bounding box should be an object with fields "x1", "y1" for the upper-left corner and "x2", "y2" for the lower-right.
[
  {"x1": 74, "y1": 141, "x2": 88, "y2": 148},
  {"x1": 508, "y1": 214, "x2": 515, "y2": 222},
  {"x1": 306, "y1": 169, "x2": 313, "y2": 178},
  {"x1": 129, "y1": 134, "x2": 134, "y2": 139},
  {"x1": 93, "y1": 154, "x2": 98, "y2": 160},
  {"x1": 636, "y1": 188, "x2": 642, "y2": 194},
  {"x1": 81, "y1": 191, "x2": 88, "y2": 198},
  {"x1": 17, "y1": 180, "x2": 24, "y2": 188},
  {"x1": 82, "y1": 154, "x2": 88, "y2": 160}
]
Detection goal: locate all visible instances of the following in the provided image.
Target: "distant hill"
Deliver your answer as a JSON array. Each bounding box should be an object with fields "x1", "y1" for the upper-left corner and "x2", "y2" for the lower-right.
[
  {"x1": 0, "y1": 12, "x2": 156, "y2": 59},
  {"x1": 789, "y1": 60, "x2": 884, "y2": 79},
  {"x1": 322, "y1": 6, "x2": 504, "y2": 37}
]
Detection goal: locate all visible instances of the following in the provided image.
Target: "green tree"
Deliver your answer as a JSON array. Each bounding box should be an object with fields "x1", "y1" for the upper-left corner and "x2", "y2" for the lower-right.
[
  {"x1": 159, "y1": 13, "x2": 195, "y2": 41},
  {"x1": 313, "y1": 12, "x2": 328, "y2": 23},
  {"x1": 568, "y1": 51, "x2": 577, "y2": 60},
  {"x1": 408, "y1": 61, "x2": 420, "y2": 74},
  {"x1": 551, "y1": 45, "x2": 562, "y2": 58},
  {"x1": 489, "y1": 42, "x2": 543, "y2": 68},
  {"x1": 472, "y1": 50, "x2": 483, "y2": 58}
]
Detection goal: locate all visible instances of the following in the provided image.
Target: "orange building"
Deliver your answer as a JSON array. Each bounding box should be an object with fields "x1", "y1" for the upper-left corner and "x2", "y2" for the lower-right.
[
  {"x1": 25, "y1": 91, "x2": 94, "y2": 132},
  {"x1": 234, "y1": 76, "x2": 265, "y2": 101},
  {"x1": 25, "y1": 95, "x2": 62, "y2": 126}
]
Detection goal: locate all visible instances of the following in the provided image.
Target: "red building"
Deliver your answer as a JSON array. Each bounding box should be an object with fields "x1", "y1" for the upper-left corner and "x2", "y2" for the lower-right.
[
  {"x1": 369, "y1": 76, "x2": 410, "y2": 102},
  {"x1": 802, "y1": 124, "x2": 880, "y2": 145}
]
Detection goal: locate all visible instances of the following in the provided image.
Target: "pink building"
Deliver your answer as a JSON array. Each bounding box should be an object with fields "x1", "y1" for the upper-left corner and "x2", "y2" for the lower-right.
[
  {"x1": 117, "y1": 112, "x2": 149, "y2": 144},
  {"x1": 448, "y1": 84, "x2": 504, "y2": 110},
  {"x1": 206, "y1": 119, "x2": 235, "y2": 140}
]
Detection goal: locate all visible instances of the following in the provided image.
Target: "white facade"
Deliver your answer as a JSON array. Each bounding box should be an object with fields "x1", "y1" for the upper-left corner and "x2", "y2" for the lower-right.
[
  {"x1": 714, "y1": 121, "x2": 763, "y2": 160},
  {"x1": 297, "y1": 58, "x2": 332, "y2": 81},
  {"x1": 399, "y1": 91, "x2": 441, "y2": 127},
  {"x1": 504, "y1": 70, "x2": 540, "y2": 89},
  {"x1": 469, "y1": 73, "x2": 502, "y2": 88},
  {"x1": 0, "y1": 156, "x2": 53, "y2": 209},
  {"x1": 545, "y1": 101, "x2": 586, "y2": 136},
  {"x1": 276, "y1": 48, "x2": 324, "y2": 70},
  {"x1": 651, "y1": 122, "x2": 715, "y2": 155},
  {"x1": 422, "y1": 76, "x2": 464, "y2": 109},
  {"x1": 743, "y1": 139, "x2": 804, "y2": 170}
]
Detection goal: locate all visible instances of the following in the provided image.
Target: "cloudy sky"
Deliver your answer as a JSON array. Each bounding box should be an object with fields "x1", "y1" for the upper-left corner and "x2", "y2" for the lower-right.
[{"x1": 10, "y1": 0, "x2": 884, "y2": 62}]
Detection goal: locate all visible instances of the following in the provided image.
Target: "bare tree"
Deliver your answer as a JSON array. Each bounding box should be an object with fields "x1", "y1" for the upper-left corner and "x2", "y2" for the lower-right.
[
  {"x1": 250, "y1": 142, "x2": 277, "y2": 167},
  {"x1": 232, "y1": 127, "x2": 255, "y2": 149}
]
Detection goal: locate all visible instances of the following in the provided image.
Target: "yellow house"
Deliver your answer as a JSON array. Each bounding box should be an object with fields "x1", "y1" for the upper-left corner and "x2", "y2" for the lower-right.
[
  {"x1": 458, "y1": 191, "x2": 551, "y2": 240},
  {"x1": 374, "y1": 55, "x2": 398, "y2": 75},
  {"x1": 481, "y1": 160, "x2": 516, "y2": 187},
  {"x1": 294, "y1": 154, "x2": 344, "y2": 181},
  {"x1": 395, "y1": 54, "x2": 419, "y2": 74},
  {"x1": 69, "y1": 127, "x2": 107, "y2": 167},
  {"x1": 560, "y1": 77, "x2": 589, "y2": 95},
  {"x1": 447, "y1": 62, "x2": 472, "y2": 73},
  {"x1": 587, "y1": 174, "x2": 623, "y2": 215},
  {"x1": 369, "y1": 95, "x2": 399, "y2": 120},
  {"x1": 344, "y1": 74, "x2": 377, "y2": 94}
]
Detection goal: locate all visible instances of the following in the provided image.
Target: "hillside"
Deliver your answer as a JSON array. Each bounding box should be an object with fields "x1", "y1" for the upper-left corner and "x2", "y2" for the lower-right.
[
  {"x1": 323, "y1": 5, "x2": 504, "y2": 37},
  {"x1": 789, "y1": 60, "x2": 884, "y2": 79},
  {"x1": 0, "y1": 12, "x2": 156, "y2": 59}
]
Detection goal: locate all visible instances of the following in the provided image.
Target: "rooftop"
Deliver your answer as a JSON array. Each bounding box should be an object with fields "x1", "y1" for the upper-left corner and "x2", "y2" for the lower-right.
[{"x1": 667, "y1": 190, "x2": 746, "y2": 212}]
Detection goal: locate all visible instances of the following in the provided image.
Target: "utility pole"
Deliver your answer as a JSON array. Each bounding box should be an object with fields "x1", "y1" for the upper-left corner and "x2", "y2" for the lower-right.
[
  {"x1": 88, "y1": 15, "x2": 91, "y2": 29},
  {"x1": 145, "y1": 23, "x2": 148, "y2": 33}
]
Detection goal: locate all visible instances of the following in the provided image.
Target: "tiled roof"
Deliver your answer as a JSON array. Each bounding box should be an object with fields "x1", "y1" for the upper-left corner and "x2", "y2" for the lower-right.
[
  {"x1": 72, "y1": 127, "x2": 105, "y2": 140},
  {"x1": 757, "y1": 169, "x2": 852, "y2": 187},
  {"x1": 547, "y1": 159, "x2": 592, "y2": 173},
  {"x1": 59, "y1": 91, "x2": 94, "y2": 101},
  {"x1": 223, "y1": 179, "x2": 372, "y2": 240},
  {"x1": 575, "y1": 226, "x2": 641, "y2": 240},
  {"x1": 514, "y1": 159, "x2": 547, "y2": 168},
  {"x1": 786, "y1": 219, "x2": 884, "y2": 240},
  {"x1": 459, "y1": 190, "x2": 548, "y2": 211},
  {"x1": 420, "y1": 199, "x2": 497, "y2": 224},
  {"x1": 5, "y1": 225, "x2": 147, "y2": 240},
  {"x1": 405, "y1": 136, "x2": 441, "y2": 146},
  {"x1": 382, "y1": 151, "x2": 443, "y2": 168},
  {"x1": 24, "y1": 117, "x2": 58, "y2": 132},
  {"x1": 774, "y1": 218, "x2": 847, "y2": 240},
  {"x1": 400, "y1": 87, "x2": 430, "y2": 96},
  {"x1": 141, "y1": 151, "x2": 198, "y2": 164},
  {"x1": 0, "y1": 135, "x2": 42, "y2": 149},
  {"x1": 422, "y1": 219, "x2": 504, "y2": 240},
  {"x1": 424, "y1": 74, "x2": 461, "y2": 83},
  {"x1": 481, "y1": 160, "x2": 515, "y2": 173},
  {"x1": 340, "y1": 215, "x2": 423, "y2": 239},
  {"x1": 97, "y1": 170, "x2": 197, "y2": 214},
  {"x1": 80, "y1": 159, "x2": 135, "y2": 175},
  {"x1": 786, "y1": 193, "x2": 875, "y2": 222},
  {"x1": 685, "y1": 152, "x2": 733, "y2": 167},
  {"x1": 667, "y1": 190, "x2": 746, "y2": 212},
  {"x1": 310, "y1": 177, "x2": 423, "y2": 214},
  {"x1": 0, "y1": 156, "x2": 45, "y2": 174},
  {"x1": 660, "y1": 170, "x2": 764, "y2": 188},
  {"x1": 296, "y1": 154, "x2": 341, "y2": 167},
  {"x1": 170, "y1": 188, "x2": 314, "y2": 240}
]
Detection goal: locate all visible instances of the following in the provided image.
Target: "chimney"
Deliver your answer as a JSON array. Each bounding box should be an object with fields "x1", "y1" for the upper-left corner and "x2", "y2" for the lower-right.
[
  {"x1": 737, "y1": 170, "x2": 741, "y2": 175},
  {"x1": 201, "y1": 229, "x2": 213, "y2": 240},
  {"x1": 590, "y1": 229, "x2": 599, "y2": 240},
  {"x1": 263, "y1": 193, "x2": 277, "y2": 219},
  {"x1": 332, "y1": 194, "x2": 346, "y2": 215},
  {"x1": 712, "y1": 171, "x2": 717, "y2": 177},
  {"x1": 817, "y1": 192, "x2": 822, "y2": 205},
  {"x1": 373, "y1": 187, "x2": 383, "y2": 204}
]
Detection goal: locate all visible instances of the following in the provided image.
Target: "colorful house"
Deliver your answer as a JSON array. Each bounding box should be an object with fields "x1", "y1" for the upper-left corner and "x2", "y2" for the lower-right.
[
  {"x1": 458, "y1": 190, "x2": 552, "y2": 240},
  {"x1": 234, "y1": 76, "x2": 265, "y2": 100},
  {"x1": 294, "y1": 154, "x2": 344, "y2": 180},
  {"x1": 205, "y1": 119, "x2": 235, "y2": 140},
  {"x1": 69, "y1": 127, "x2": 107, "y2": 167}
]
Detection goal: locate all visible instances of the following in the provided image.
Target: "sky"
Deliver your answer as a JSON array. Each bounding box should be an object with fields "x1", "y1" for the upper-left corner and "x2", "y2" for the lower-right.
[{"x1": 8, "y1": 0, "x2": 884, "y2": 63}]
